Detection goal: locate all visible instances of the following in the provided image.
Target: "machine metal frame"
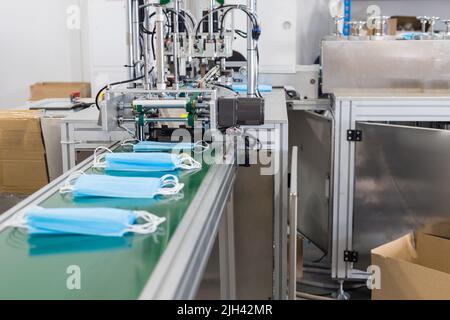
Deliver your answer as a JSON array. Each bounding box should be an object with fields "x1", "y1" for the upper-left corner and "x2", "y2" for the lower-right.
[
  {"x1": 139, "y1": 161, "x2": 236, "y2": 299},
  {"x1": 331, "y1": 92, "x2": 450, "y2": 280}
]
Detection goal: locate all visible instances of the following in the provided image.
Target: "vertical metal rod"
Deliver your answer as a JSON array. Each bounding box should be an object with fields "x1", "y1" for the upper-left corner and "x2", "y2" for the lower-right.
[
  {"x1": 288, "y1": 146, "x2": 299, "y2": 300},
  {"x1": 209, "y1": 0, "x2": 215, "y2": 38},
  {"x1": 173, "y1": 0, "x2": 180, "y2": 90},
  {"x1": 126, "y1": 0, "x2": 135, "y2": 82},
  {"x1": 137, "y1": 122, "x2": 145, "y2": 141},
  {"x1": 247, "y1": 0, "x2": 257, "y2": 97},
  {"x1": 132, "y1": 0, "x2": 141, "y2": 78},
  {"x1": 142, "y1": 1, "x2": 151, "y2": 90},
  {"x1": 220, "y1": 57, "x2": 226, "y2": 72},
  {"x1": 155, "y1": 6, "x2": 167, "y2": 90}
]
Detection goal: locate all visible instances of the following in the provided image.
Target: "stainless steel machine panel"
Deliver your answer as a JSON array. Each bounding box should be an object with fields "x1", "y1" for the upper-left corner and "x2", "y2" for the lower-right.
[
  {"x1": 289, "y1": 110, "x2": 332, "y2": 253},
  {"x1": 322, "y1": 40, "x2": 450, "y2": 94},
  {"x1": 233, "y1": 161, "x2": 274, "y2": 300},
  {"x1": 353, "y1": 122, "x2": 450, "y2": 269}
]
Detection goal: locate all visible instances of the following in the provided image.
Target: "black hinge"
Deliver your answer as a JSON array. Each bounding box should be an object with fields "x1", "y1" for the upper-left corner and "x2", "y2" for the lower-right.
[
  {"x1": 347, "y1": 130, "x2": 362, "y2": 142},
  {"x1": 344, "y1": 250, "x2": 358, "y2": 263}
]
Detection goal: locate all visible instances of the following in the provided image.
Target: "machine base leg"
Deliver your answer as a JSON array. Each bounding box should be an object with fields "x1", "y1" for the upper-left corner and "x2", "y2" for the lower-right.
[{"x1": 332, "y1": 280, "x2": 350, "y2": 300}]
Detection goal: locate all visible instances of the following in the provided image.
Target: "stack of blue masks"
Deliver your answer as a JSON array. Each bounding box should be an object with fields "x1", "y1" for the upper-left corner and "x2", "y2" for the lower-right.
[
  {"x1": 5, "y1": 207, "x2": 166, "y2": 237},
  {"x1": 128, "y1": 140, "x2": 209, "y2": 153},
  {"x1": 59, "y1": 173, "x2": 184, "y2": 199},
  {"x1": 93, "y1": 147, "x2": 202, "y2": 172}
]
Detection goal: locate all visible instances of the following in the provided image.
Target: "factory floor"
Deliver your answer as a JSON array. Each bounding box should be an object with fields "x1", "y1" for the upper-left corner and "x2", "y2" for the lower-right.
[{"x1": 0, "y1": 193, "x2": 27, "y2": 215}]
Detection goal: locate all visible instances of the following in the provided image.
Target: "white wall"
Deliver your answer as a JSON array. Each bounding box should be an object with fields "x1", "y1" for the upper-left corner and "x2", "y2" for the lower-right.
[
  {"x1": 297, "y1": 0, "x2": 333, "y2": 65},
  {"x1": 0, "y1": 0, "x2": 87, "y2": 108},
  {"x1": 86, "y1": 0, "x2": 128, "y2": 95}
]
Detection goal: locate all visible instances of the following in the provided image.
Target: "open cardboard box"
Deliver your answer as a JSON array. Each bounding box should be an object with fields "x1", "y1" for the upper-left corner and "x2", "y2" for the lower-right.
[{"x1": 372, "y1": 222, "x2": 450, "y2": 300}]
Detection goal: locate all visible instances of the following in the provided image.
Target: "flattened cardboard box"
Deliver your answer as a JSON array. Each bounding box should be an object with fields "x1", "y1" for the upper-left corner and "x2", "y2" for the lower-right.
[
  {"x1": 0, "y1": 110, "x2": 48, "y2": 194},
  {"x1": 30, "y1": 82, "x2": 91, "y2": 101},
  {"x1": 372, "y1": 223, "x2": 450, "y2": 300}
]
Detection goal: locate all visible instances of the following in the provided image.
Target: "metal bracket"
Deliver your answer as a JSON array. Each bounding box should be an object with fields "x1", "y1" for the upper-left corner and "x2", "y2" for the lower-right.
[
  {"x1": 344, "y1": 250, "x2": 358, "y2": 263},
  {"x1": 239, "y1": 136, "x2": 251, "y2": 168},
  {"x1": 61, "y1": 140, "x2": 82, "y2": 145},
  {"x1": 347, "y1": 130, "x2": 362, "y2": 142}
]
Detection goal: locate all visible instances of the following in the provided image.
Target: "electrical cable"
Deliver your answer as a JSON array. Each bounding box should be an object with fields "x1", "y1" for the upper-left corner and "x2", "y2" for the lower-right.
[
  {"x1": 95, "y1": 67, "x2": 154, "y2": 111},
  {"x1": 235, "y1": 29, "x2": 248, "y2": 38},
  {"x1": 151, "y1": 24, "x2": 157, "y2": 60},
  {"x1": 181, "y1": 9, "x2": 196, "y2": 28},
  {"x1": 95, "y1": 76, "x2": 143, "y2": 111},
  {"x1": 209, "y1": 82, "x2": 237, "y2": 95},
  {"x1": 255, "y1": 45, "x2": 263, "y2": 98},
  {"x1": 219, "y1": 8, "x2": 234, "y2": 34},
  {"x1": 165, "y1": 8, "x2": 192, "y2": 36},
  {"x1": 196, "y1": 5, "x2": 258, "y2": 37}
]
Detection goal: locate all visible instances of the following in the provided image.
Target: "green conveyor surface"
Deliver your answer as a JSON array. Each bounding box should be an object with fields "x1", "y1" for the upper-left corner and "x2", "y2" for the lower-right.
[{"x1": 0, "y1": 147, "x2": 211, "y2": 299}]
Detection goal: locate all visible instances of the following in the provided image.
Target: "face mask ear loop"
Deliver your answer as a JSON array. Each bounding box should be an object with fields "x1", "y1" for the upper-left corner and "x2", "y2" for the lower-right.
[
  {"x1": 177, "y1": 154, "x2": 202, "y2": 170},
  {"x1": 127, "y1": 211, "x2": 167, "y2": 235},
  {"x1": 3, "y1": 210, "x2": 29, "y2": 230},
  {"x1": 93, "y1": 147, "x2": 112, "y2": 168},
  {"x1": 193, "y1": 140, "x2": 210, "y2": 154},
  {"x1": 156, "y1": 175, "x2": 185, "y2": 196},
  {"x1": 59, "y1": 171, "x2": 86, "y2": 195},
  {"x1": 121, "y1": 139, "x2": 139, "y2": 148}
]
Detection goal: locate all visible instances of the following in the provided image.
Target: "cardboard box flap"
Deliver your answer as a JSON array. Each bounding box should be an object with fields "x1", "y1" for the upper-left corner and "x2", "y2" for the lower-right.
[
  {"x1": 372, "y1": 233, "x2": 418, "y2": 263},
  {"x1": 416, "y1": 232, "x2": 450, "y2": 275},
  {"x1": 0, "y1": 110, "x2": 42, "y2": 132}
]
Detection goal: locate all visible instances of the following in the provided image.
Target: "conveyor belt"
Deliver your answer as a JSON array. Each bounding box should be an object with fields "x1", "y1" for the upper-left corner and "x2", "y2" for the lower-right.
[{"x1": 0, "y1": 146, "x2": 236, "y2": 299}]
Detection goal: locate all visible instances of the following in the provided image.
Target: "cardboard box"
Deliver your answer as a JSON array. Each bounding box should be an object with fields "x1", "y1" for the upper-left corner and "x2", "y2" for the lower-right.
[
  {"x1": 30, "y1": 82, "x2": 91, "y2": 101},
  {"x1": 372, "y1": 226, "x2": 450, "y2": 300},
  {"x1": 391, "y1": 16, "x2": 422, "y2": 32},
  {"x1": 0, "y1": 110, "x2": 49, "y2": 194}
]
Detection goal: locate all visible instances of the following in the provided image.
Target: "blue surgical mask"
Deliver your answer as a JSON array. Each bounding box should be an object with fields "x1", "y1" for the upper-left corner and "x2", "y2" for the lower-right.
[
  {"x1": 59, "y1": 172, "x2": 184, "y2": 199},
  {"x1": 123, "y1": 140, "x2": 209, "y2": 153},
  {"x1": 93, "y1": 147, "x2": 201, "y2": 172},
  {"x1": 5, "y1": 207, "x2": 166, "y2": 237}
]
